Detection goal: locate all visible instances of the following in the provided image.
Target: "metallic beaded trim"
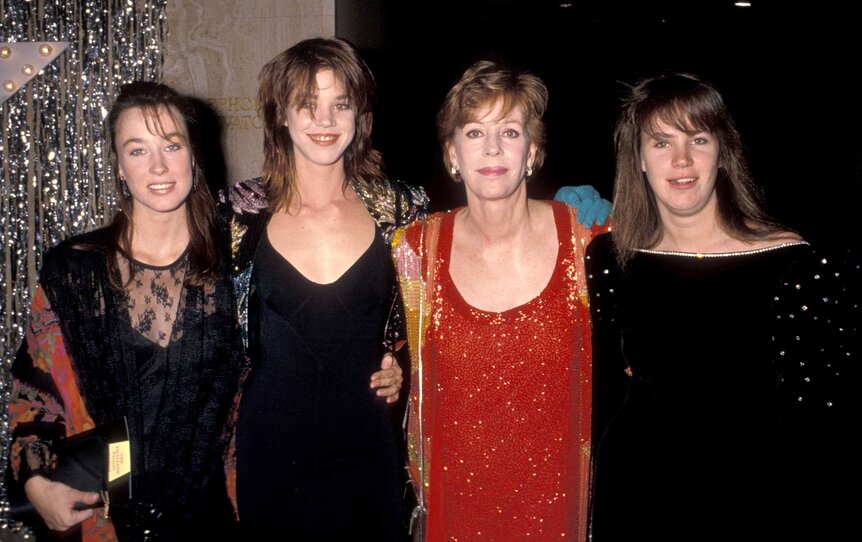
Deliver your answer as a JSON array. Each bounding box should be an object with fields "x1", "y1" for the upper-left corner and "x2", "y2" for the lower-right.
[{"x1": 636, "y1": 241, "x2": 809, "y2": 259}]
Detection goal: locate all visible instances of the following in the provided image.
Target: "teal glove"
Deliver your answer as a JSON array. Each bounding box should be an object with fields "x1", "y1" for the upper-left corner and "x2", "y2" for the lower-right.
[{"x1": 554, "y1": 185, "x2": 612, "y2": 227}]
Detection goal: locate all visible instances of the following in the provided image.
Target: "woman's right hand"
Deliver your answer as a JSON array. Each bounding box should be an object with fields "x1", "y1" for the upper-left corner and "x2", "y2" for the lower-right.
[{"x1": 24, "y1": 475, "x2": 99, "y2": 531}]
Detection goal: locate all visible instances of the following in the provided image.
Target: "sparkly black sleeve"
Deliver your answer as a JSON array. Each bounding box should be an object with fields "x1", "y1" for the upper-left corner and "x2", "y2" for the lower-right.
[
  {"x1": 585, "y1": 234, "x2": 630, "y2": 445},
  {"x1": 769, "y1": 246, "x2": 859, "y2": 533},
  {"x1": 771, "y1": 246, "x2": 860, "y2": 426}
]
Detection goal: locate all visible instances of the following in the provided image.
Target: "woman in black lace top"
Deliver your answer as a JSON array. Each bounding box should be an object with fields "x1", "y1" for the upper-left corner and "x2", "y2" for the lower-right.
[
  {"x1": 6, "y1": 82, "x2": 241, "y2": 541},
  {"x1": 585, "y1": 73, "x2": 858, "y2": 540}
]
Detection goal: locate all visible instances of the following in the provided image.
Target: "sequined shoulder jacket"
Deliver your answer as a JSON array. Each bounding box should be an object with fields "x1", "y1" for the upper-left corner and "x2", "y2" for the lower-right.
[
  {"x1": 218, "y1": 176, "x2": 429, "y2": 512},
  {"x1": 219, "y1": 176, "x2": 428, "y2": 349}
]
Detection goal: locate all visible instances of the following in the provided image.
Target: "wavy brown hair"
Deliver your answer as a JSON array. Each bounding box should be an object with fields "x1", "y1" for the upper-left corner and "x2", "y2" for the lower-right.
[
  {"x1": 258, "y1": 37, "x2": 385, "y2": 211},
  {"x1": 612, "y1": 72, "x2": 783, "y2": 266},
  {"x1": 105, "y1": 81, "x2": 221, "y2": 287},
  {"x1": 437, "y1": 60, "x2": 548, "y2": 180}
]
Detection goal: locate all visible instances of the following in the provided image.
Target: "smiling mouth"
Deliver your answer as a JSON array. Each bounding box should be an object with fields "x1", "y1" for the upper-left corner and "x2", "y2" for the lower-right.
[
  {"x1": 148, "y1": 182, "x2": 175, "y2": 191},
  {"x1": 478, "y1": 166, "x2": 508, "y2": 176},
  {"x1": 669, "y1": 177, "x2": 697, "y2": 185},
  {"x1": 308, "y1": 134, "x2": 339, "y2": 144}
]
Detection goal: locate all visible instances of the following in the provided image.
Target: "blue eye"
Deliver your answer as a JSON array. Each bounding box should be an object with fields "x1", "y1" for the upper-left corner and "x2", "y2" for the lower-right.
[
  {"x1": 166, "y1": 143, "x2": 181, "y2": 152},
  {"x1": 129, "y1": 148, "x2": 144, "y2": 156}
]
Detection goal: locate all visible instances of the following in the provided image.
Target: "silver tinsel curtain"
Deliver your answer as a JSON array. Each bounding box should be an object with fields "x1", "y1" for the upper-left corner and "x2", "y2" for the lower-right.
[{"x1": 1, "y1": 0, "x2": 168, "y2": 534}]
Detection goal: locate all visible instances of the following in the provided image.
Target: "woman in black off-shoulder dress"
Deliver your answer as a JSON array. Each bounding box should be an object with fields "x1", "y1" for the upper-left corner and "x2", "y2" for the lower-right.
[{"x1": 586, "y1": 73, "x2": 857, "y2": 541}]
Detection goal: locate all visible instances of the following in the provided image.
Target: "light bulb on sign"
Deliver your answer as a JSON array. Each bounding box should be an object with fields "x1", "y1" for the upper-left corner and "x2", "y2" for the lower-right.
[{"x1": 0, "y1": 41, "x2": 69, "y2": 104}]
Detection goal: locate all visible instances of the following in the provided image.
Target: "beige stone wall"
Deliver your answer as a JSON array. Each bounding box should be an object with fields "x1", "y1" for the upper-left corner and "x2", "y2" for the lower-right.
[{"x1": 163, "y1": 0, "x2": 335, "y2": 184}]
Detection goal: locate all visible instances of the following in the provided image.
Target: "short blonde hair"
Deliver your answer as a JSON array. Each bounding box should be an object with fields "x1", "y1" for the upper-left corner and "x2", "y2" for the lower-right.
[{"x1": 437, "y1": 60, "x2": 548, "y2": 180}]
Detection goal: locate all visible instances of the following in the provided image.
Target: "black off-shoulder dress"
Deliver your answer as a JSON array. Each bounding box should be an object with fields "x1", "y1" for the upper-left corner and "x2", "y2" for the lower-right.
[{"x1": 586, "y1": 233, "x2": 858, "y2": 541}]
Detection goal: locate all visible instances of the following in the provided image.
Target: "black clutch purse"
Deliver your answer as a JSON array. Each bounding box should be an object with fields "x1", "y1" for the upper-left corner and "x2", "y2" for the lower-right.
[
  {"x1": 52, "y1": 417, "x2": 132, "y2": 514},
  {"x1": 9, "y1": 417, "x2": 132, "y2": 519}
]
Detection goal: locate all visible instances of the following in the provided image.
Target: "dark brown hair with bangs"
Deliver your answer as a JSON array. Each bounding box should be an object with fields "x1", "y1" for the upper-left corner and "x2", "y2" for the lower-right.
[
  {"x1": 437, "y1": 60, "x2": 548, "y2": 180},
  {"x1": 105, "y1": 81, "x2": 221, "y2": 288},
  {"x1": 258, "y1": 37, "x2": 384, "y2": 211},
  {"x1": 611, "y1": 72, "x2": 783, "y2": 266}
]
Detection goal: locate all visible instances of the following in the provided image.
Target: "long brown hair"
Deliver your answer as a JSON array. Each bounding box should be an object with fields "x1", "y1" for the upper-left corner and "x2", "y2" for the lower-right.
[
  {"x1": 612, "y1": 72, "x2": 783, "y2": 266},
  {"x1": 105, "y1": 81, "x2": 221, "y2": 287},
  {"x1": 258, "y1": 37, "x2": 385, "y2": 212},
  {"x1": 437, "y1": 60, "x2": 548, "y2": 180}
]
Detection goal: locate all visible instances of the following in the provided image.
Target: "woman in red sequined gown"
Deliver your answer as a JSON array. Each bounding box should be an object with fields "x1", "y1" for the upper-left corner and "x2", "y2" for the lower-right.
[{"x1": 392, "y1": 61, "x2": 607, "y2": 541}]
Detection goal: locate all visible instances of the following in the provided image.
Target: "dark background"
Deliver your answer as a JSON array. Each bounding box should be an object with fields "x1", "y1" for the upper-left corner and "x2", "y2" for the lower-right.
[{"x1": 336, "y1": 0, "x2": 855, "y2": 252}]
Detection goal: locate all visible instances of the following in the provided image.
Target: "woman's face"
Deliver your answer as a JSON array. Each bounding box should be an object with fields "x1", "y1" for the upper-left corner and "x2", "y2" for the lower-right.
[
  {"x1": 640, "y1": 116, "x2": 720, "y2": 221},
  {"x1": 115, "y1": 105, "x2": 193, "y2": 219},
  {"x1": 447, "y1": 98, "x2": 536, "y2": 204},
  {"x1": 284, "y1": 69, "x2": 356, "y2": 171}
]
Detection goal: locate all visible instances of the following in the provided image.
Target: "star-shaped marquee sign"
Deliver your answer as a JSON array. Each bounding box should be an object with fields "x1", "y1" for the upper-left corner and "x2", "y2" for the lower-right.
[{"x1": 0, "y1": 41, "x2": 68, "y2": 105}]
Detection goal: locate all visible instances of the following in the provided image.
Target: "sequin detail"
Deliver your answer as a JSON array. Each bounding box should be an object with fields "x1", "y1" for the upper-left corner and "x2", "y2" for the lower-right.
[
  {"x1": 586, "y1": 234, "x2": 859, "y2": 539},
  {"x1": 394, "y1": 201, "x2": 606, "y2": 541}
]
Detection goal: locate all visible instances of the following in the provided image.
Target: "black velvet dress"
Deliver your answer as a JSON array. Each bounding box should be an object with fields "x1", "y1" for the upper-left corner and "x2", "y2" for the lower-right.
[
  {"x1": 585, "y1": 233, "x2": 857, "y2": 541},
  {"x1": 236, "y1": 228, "x2": 402, "y2": 540}
]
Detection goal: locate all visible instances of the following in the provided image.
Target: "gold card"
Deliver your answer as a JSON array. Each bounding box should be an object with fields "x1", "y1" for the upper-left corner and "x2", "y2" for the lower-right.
[{"x1": 108, "y1": 440, "x2": 131, "y2": 482}]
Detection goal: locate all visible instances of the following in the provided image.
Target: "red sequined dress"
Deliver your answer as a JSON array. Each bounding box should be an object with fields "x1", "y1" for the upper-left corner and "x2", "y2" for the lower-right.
[{"x1": 392, "y1": 201, "x2": 605, "y2": 541}]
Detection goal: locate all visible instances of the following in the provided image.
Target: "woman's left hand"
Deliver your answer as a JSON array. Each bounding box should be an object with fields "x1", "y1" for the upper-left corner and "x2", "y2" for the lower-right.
[{"x1": 371, "y1": 352, "x2": 402, "y2": 403}]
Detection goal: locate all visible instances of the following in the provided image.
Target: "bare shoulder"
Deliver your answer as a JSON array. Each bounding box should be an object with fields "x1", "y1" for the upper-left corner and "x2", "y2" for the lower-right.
[
  {"x1": 528, "y1": 199, "x2": 556, "y2": 227},
  {"x1": 748, "y1": 230, "x2": 805, "y2": 250},
  {"x1": 769, "y1": 230, "x2": 805, "y2": 243},
  {"x1": 529, "y1": 199, "x2": 554, "y2": 212}
]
